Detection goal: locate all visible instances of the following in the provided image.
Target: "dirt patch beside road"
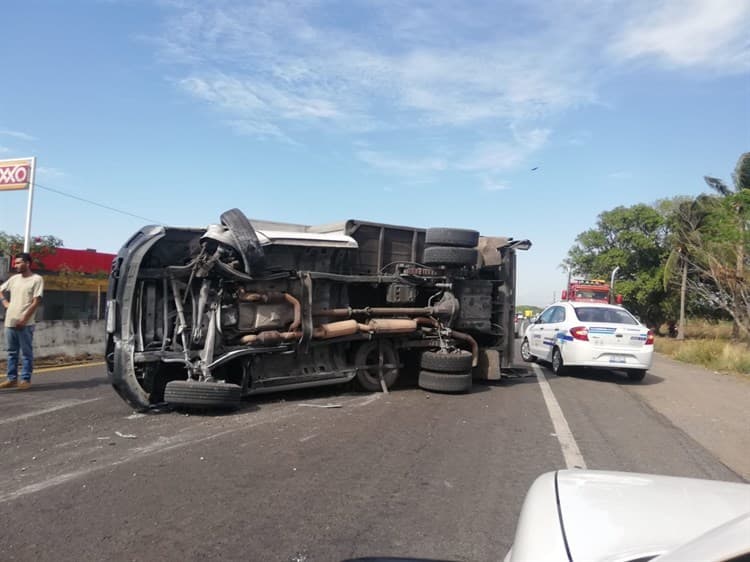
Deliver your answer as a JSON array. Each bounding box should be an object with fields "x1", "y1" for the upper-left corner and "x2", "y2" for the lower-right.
[{"x1": 629, "y1": 353, "x2": 750, "y2": 481}]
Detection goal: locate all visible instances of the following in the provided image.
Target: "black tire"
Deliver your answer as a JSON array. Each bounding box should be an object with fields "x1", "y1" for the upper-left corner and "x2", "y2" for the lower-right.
[
  {"x1": 425, "y1": 228, "x2": 479, "y2": 248},
  {"x1": 164, "y1": 380, "x2": 242, "y2": 410},
  {"x1": 422, "y1": 246, "x2": 478, "y2": 267},
  {"x1": 551, "y1": 347, "x2": 567, "y2": 376},
  {"x1": 420, "y1": 350, "x2": 473, "y2": 373},
  {"x1": 627, "y1": 369, "x2": 647, "y2": 382},
  {"x1": 418, "y1": 370, "x2": 472, "y2": 393},
  {"x1": 354, "y1": 341, "x2": 400, "y2": 392},
  {"x1": 220, "y1": 208, "x2": 264, "y2": 273},
  {"x1": 520, "y1": 338, "x2": 536, "y2": 363}
]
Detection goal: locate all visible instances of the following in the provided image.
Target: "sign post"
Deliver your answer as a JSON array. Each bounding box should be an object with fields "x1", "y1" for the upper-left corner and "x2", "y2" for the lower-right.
[{"x1": 0, "y1": 157, "x2": 37, "y2": 252}]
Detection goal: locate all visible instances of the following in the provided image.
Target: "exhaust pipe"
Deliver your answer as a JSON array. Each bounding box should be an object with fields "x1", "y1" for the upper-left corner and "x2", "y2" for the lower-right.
[{"x1": 450, "y1": 330, "x2": 479, "y2": 367}]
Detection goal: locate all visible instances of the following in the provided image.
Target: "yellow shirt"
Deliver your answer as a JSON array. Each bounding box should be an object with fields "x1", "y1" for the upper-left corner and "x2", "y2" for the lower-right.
[{"x1": 0, "y1": 273, "x2": 44, "y2": 328}]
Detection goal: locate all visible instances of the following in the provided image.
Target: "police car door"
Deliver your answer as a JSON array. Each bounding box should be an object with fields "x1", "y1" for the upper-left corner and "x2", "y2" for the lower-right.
[
  {"x1": 540, "y1": 305, "x2": 566, "y2": 361},
  {"x1": 529, "y1": 306, "x2": 556, "y2": 359}
]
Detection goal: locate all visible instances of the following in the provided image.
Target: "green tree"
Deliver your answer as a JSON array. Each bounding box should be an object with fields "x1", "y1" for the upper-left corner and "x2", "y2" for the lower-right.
[
  {"x1": 0, "y1": 232, "x2": 64, "y2": 268},
  {"x1": 662, "y1": 195, "x2": 717, "y2": 339},
  {"x1": 700, "y1": 152, "x2": 750, "y2": 339},
  {"x1": 564, "y1": 204, "x2": 670, "y2": 328}
]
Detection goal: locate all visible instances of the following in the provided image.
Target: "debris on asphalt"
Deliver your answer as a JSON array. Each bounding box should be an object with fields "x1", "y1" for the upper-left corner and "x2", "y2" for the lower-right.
[
  {"x1": 298, "y1": 403, "x2": 342, "y2": 409},
  {"x1": 127, "y1": 413, "x2": 146, "y2": 420},
  {"x1": 115, "y1": 431, "x2": 137, "y2": 439}
]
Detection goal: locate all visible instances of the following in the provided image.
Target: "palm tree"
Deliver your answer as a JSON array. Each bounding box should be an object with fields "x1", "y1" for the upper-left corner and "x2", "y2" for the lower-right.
[
  {"x1": 703, "y1": 152, "x2": 750, "y2": 339},
  {"x1": 664, "y1": 196, "x2": 714, "y2": 339},
  {"x1": 704, "y1": 152, "x2": 750, "y2": 196}
]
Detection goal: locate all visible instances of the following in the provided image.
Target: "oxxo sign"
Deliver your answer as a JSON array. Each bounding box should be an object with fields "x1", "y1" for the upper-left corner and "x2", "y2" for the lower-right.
[{"x1": 0, "y1": 158, "x2": 33, "y2": 191}]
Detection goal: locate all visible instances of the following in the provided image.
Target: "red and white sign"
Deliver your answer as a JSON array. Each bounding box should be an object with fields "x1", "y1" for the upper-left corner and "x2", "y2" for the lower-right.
[{"x1": 0, "y1": 158, "x2": 34, "y2": 191}]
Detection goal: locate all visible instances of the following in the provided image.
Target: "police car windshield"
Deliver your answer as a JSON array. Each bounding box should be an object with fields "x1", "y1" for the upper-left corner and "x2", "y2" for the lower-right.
[{"x1": 574, "y1": 307, "x2": 638, "y2": 325}]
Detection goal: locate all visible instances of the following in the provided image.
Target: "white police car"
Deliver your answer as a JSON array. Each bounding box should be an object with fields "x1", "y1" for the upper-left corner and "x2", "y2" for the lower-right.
[{"x1": 520, "y1": 301, "x2": 654, "y2": 381}]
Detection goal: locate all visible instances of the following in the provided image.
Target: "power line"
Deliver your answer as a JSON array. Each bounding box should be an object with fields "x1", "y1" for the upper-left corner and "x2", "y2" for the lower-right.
[{"x1": 35, "y1": 182, "x2": 162, "y2": 224}]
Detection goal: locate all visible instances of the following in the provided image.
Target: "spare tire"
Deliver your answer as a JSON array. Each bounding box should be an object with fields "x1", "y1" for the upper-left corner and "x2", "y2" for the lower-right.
[
  {"x1": 422, "y1": 246, "x2": 478, "y2": 267},
  {"x1": 220, "y1": 208, "x2": 264, "y2": 274},
  {"x1": 418, "y1": 370, "x2": 472, "y2": 393},
  {"x1": 164, "y1": 380, "x2": 242, "y2": 410},
  {"x1": 420, "y1": 350, "x2": 473, "y2": 373},
  {"x1": 425, "y1": 228, "x2": 479, "y2": 248}
]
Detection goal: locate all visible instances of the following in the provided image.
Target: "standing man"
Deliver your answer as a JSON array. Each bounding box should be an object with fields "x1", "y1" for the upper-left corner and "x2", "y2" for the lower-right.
[{"x1": 0, "y1": 253, "x2": 44, "y2": 390}]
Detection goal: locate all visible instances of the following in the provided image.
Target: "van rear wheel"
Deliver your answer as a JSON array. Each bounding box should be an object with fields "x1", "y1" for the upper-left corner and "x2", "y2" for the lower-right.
[
  {"x1": 354, "y1": 341, "x2": 400, "y2": 392},
  {"x1": 425, "y1": 228, "x2": 479, "y2": 248},
  {"x1": 418, "y1": 370, "x2": 472, "y2": 393},
  {"x1": 422, "y1": 246, "x2": 478, "y2": 267},
  {"x1": 420, "y1": 350, "x2": 473, "y2": 373}
]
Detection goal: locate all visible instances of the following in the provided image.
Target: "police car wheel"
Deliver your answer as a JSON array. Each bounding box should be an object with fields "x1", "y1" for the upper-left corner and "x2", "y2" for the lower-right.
[
  {"x1": 520, "y1": 339, "x2": 536, "y2": 363},
  {"x1": 551, "y1": 347, "x2": 567, "y2": 376}
]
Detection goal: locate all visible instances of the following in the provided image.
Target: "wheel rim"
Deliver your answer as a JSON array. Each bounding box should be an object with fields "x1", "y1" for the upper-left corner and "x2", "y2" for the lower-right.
[
  {"x1": 521, "y1": 340, "x2": 530, "y2": 361},
  {"x1": 358, "y1": 342, "x2": 397, "y2": 387},
  {"x1": 552, "y1": 350, "x2": 561, "y2": 372}
]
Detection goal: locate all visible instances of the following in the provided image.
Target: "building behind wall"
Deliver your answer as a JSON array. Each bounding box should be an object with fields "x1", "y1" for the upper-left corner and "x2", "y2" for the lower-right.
[{"x1": 0, "y1": 247, "x2": 114, "y2": 321}]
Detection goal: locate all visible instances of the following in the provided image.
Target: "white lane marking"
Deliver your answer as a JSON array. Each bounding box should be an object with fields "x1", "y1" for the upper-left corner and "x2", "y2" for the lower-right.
[
  {"x1": 532, "y1": 363, "x2": 587, "y2": 469},
  {"x1": 0, "y1": 398, "x2": 103, "y2": 426},
  {"x1": 35, "y1": 362, "x2": 105, "y2": 374},
  {"x1": 0, "y1": 425, "x2": 255, "y2": 503},
  {"x1": 352, "y1": 393, "x2": 382, "y2": 408},
  {"x1": 0, "y1": 391, "x2": 387, "y2": 503}
]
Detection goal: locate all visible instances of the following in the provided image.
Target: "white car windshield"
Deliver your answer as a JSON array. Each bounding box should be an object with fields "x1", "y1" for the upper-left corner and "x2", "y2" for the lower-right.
[{"x1": 574, "y1": 306, "x2": 639, "y2": 325}]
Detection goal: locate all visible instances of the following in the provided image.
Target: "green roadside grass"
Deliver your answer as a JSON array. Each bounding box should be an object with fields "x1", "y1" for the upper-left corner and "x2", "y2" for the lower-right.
[{"x1": 655, "y1": 320, "x2": 750, "y2": 377}]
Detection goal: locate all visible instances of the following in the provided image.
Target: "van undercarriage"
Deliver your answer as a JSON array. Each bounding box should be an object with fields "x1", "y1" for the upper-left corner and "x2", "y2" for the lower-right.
[{"x1": 106, "y1": 209, "x2": 530, "y2": 411}]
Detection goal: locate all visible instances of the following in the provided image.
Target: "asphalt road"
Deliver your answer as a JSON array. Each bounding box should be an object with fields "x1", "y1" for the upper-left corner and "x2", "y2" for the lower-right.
[{"x1": 0, "y1": 346, "x2": 746, "y2": 562}]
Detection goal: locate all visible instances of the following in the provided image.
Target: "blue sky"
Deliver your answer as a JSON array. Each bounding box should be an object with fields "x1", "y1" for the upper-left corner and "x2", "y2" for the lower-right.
[{"x1": 1, "y1": 0, "x2": 748, "y2": 306}]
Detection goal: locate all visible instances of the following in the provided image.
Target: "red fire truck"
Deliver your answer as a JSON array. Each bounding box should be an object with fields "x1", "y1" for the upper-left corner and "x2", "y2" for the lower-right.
[{"x1": 561, "y1": 278, "x2": 622, "y2": 304}]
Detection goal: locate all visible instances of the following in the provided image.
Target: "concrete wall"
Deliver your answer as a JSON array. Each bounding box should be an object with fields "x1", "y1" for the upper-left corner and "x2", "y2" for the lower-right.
[{"x1": 0, "y1": 320, "x2": 105, "y2": 358}]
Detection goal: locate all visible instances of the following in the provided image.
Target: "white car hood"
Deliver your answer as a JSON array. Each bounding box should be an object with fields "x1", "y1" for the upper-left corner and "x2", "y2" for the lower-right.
[{"x1": 508, "y1": 470, "x2": 750, "y2": 562}]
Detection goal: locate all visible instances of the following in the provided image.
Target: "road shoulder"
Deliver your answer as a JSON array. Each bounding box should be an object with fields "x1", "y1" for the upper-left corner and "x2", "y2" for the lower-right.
[{"x1": 630, "y1": 353, "x2": 750, "y2": 481}]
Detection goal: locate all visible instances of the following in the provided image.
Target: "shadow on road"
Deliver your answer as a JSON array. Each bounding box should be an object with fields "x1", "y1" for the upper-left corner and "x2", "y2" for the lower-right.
[{"x1": 563, "y1": 368, "x2": 665, "y2": 386}]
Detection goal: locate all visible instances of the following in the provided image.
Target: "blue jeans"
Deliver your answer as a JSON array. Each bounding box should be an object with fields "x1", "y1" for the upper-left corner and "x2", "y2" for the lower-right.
[{"x1": 5, "y1": 326, "x2": 35, "y2": 382}]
